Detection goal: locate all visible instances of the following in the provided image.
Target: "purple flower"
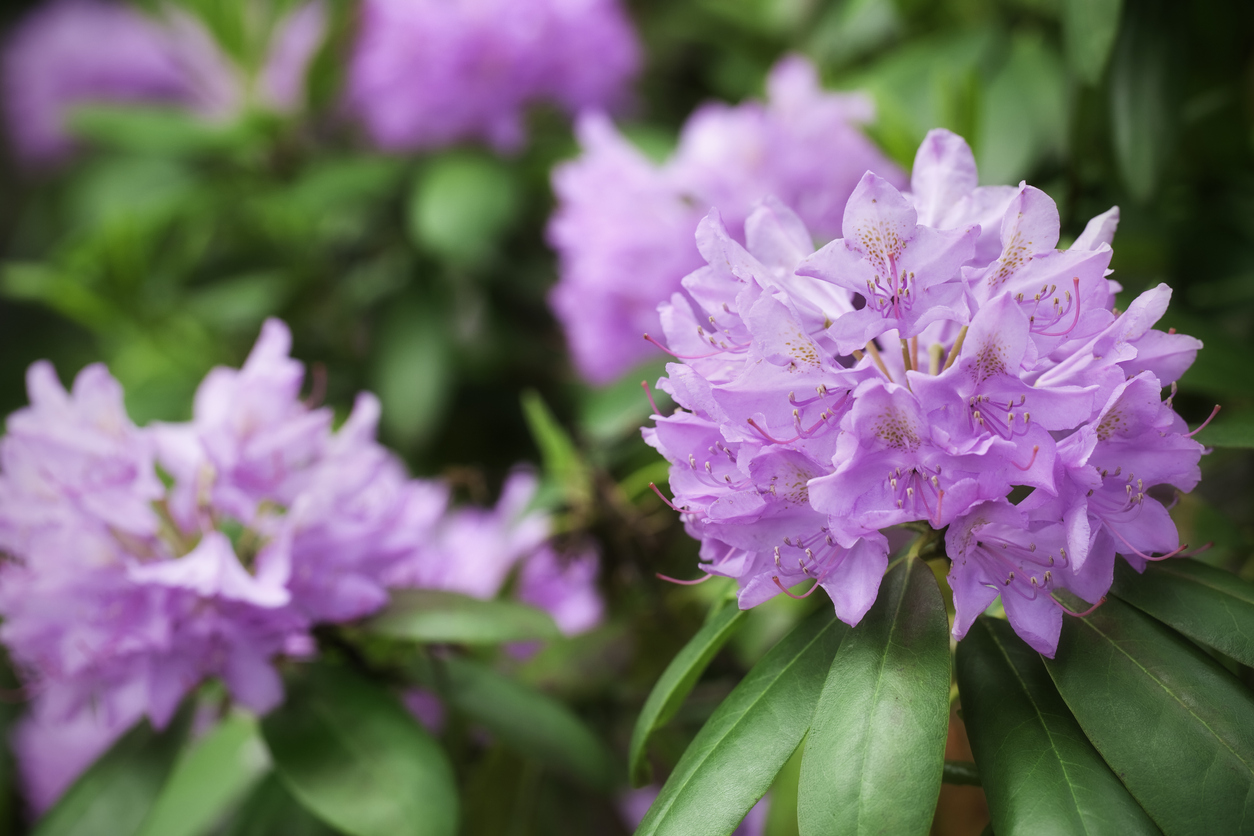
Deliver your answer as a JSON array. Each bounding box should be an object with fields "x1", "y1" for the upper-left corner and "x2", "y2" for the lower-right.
[
  {"x1": 345, "y1": 0, "x2": 639, "y2": 152},
  {"x1": 256, "y1": 0, "x2": 328, "y2": 113},
  {"x1": 386, "y1": 470, "x2": 550, "y2": 598},
  {"x1": 2, "y1": 0, "x2": 193, "y2": 161},
  {"x1": 0, "y1": 319, "x2": 442, "y2": 737},
  {"x1": 2, "y1": 0, "x2": 328, "y2": 163},
  {"x1": 12, "y1": 687, "x2": 145, "y2": 815},
  {"x1": 643, "y1": 128, "x2": 1204, "y2": 654},
  {"x1": 547, "y1": 55, "x2": 906, "y2": 384},
  {"x1": 517, "y1": 544, "x2": 604, "y2": 636}
]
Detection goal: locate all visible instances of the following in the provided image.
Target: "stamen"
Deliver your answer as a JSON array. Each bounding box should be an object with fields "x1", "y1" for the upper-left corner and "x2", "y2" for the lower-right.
[
  {"x1": 648, "y1": 482, "x2": 679, "y2": 512},
  {"x1": 942, "y1": 327, "x2": 968, "y2": 371},
  {"x1": 643, "y1": 333, "x2": 731, "y2": 361},
  {"x1": 1185, "y1": 405, "x2": 1221, "y2": 438},
  {"x1": 1052, "y1": 595, "x2": 1105, "y2": 617},
  {"x1": 773, "y1": 576, "x2": 824, "y2": 599},
  {"x1": 641, "y1": 380, "x2": 660, "y2": 415},
  {"x1": 1037, "y1": 278, "x2": 1083, "y2": 337},
  {"x1": 1107, "y1": 524, "x2": 1189, "y2": 562},
  {"x1": 656, "y1": 572, "x2": 714, "y2": 585},
  {"x1": 865, "y1": 341, "x2": 894, "y2": 382},
  {"x1": 1012, "y1": 445, "x2": 1040, "y2": 471},
  {"x1": 931, "y1": 489, "x2": 946, "y2": 528}
]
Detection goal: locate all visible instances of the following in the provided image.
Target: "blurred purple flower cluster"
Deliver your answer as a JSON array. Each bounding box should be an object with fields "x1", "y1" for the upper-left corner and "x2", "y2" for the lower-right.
[
  {"x1": 547, "y1": 55, "x2": 905, "y2": 384},
  {"x1": 643, "y1": 129, "x2": 1206, "y2": 657},
  {"x1": 345, "y1": 0, "x2": 640, "y2": 152},
  {"x1": 2, "y1": 0, "x2": 328, "y2": 162},
  {"x1": 0, "y1": 319, "x2": 602, "y2": 810}
]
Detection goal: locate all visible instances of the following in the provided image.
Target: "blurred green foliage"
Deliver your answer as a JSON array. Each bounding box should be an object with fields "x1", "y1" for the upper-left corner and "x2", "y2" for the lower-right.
[{"x1": 0, "y1": 0, "x2": 1251, "y2": 832}]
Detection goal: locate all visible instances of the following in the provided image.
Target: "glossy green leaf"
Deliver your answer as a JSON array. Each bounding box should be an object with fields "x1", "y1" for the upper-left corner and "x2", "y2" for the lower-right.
[
  {"x1": 366, "y1": 588, "x2": 561, "y2": 645},
  {"x1": 408, "y1": 152, "x2": 519, "y2": 266},
  {"x1": 34, "y1": 705, "x2": 193, "y2": 836},
  {"x1": 635, "y1": 608, "x2": 846, "y2": 836},
  {"x1": 1064, "y1": 0, "x2": 1124, "y2": 84},
  {"x1": 1109, "y1": 3, "x2": 1177, "y2": 201},
  {"x1": 957, "y1": 617, "x2": 1160, "y2": 836},
  {"x1": 134, "y1": 713, "x2": 269, "y2": 836},
  {"x1": 261, "y1": 664, "x2": 458, "y2": 836},
  {"x1": 1043, "y1": 596, "x2": 1254, "y2": 833},
  {"x1": 372, "y1": 300, "x2": 451, "y2": 452},
  {"x1": 763, "y1": 742, "x2": 803, "y2": 836},
  {"x1": 1194, "y1": 413, "x2": 1254, "y2": 448},
  {"x1": 976, "y1": 33, "x2": 1068, "y2": 185},
  {"x1": 219, "y1": 774, "x2": 338, "y2": 836},
  {"x1": 521, "y1": 389, "x2": 593, "y2": 511},
  {"x1": 66, "y1": 105, "x2": 255, "y2": 156},
  {"x1": 414, "y1": 657, "x2": 616, "y2": 790},
  {"x1": 1113, "y1": 559, "x2": 1254, "y2": 668},
  {"x1": 629, "y1": 599, "x2": 749, "y2": 786},
  {"x1": 798, "y1": 557, "x2": 949, "y2": 836}
]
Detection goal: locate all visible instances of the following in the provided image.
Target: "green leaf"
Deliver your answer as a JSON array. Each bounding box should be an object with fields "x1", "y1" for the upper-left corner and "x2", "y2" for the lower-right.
[
  {"x1": 975, "y1": 34, "x2": 1068, "y2": 185},
  {"x1": 798, "y1": 557, "x2": 950, "y2": 836},
  {"x1": 1043, "y1": 596, "x2": 1254, "y2": 833},
  {"x1": 1063, "y1": 0, "x2": 1124, "y2": 84},
  {"x1": 372, "y1": 299, "x2": 452, "y2": 452},
  {"x1": 34, "y1": 705, "x2": 193, "y2": 836},
  {"x1": 261, "y1": 664, "x2": 458, "y2": 836},
  {"x1": 629, "y1": 600, "x2": 749, "y2": 786},
  {"x1": 66, "y1": 105, "x2": 255, "y2": 156},
  {"x1": 764, "y1": 742, "x2": 804, "y2": 836},
  {"x1": 635, "y1": 607, "x2": 846, "y2": 836},
  {"x1": 407, "y1": 152, "x2": 519, "y2": 266},
  {"x1": 1109, "y1": 3, "x2": 1178, "y2": 201},
  {"x1": 1194, "y1": 413, "x2": 1254, "y2": 448},
  {"x1": 366, "y1": 589, "x2": 561, "y2": 645},
  {"x1": 957, "y1": 617, "x2": 1160, "y2": 836},
  {"x1": 219, "y1": 774, "x2": 338, "y2": 836},
  {"x1": 134, "y1": 713, "x2": 269, "y2": 836},
  {"x1": 521, "y1": 390, "x2": 593, "y2": 511},
  {"x1": 1113, "y1": 559, "x2": 1254, "y2": 668},
  {"x1": 578, "y1": 359, "x2": 671, "y2": 446},
  {"x1": 413, "y1": 657, "x2": 616, "y2": 791}
]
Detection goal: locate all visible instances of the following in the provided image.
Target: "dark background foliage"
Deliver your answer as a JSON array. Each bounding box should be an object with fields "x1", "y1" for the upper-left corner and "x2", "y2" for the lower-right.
[{"x1": 0, "y1": 0, "x2": 1250, "y2": 833}]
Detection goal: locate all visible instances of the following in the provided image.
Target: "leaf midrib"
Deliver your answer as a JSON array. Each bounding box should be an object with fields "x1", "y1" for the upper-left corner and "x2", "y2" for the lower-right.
[
  {"x1": 987, "y1": 625, "x2": 1095, "y2": 835},
  {"x1": 852, "y1": 561, "x2": 914, "y2": 836},
  {"x1": 1079, "y1": 618, "x2": 1254, "y2": 778}
]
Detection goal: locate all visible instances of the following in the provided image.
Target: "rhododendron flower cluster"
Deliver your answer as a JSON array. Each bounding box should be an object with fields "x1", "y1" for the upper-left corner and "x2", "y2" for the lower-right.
[
  {"x1": 0, "y1": 319, "x2": 603, "y2": 758},
  {"x1": 548, "y1": 55, "x2": 905, "y2": 384},
  {"x1": 346, "y1": 0, "x2": 639, "y2": 153},
  {"x1": 643, "y1": 129, "x2": 1206, "y2": 657},
  {"x1": 2, "y1": 0, "x2": 327, "y2": 162}
]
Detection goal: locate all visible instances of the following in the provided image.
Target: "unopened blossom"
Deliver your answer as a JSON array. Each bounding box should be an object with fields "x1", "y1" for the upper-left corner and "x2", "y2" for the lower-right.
[
  {"x1": 643, "y1": 128, "x2": 1205, "y2": 656},
  {"x1": 345, "y1": 0, "x2": 639, "y2": 152},
  {"x1": 548, "y1": 55, "x2": 905, "y2": 384},
  {"x1": 2, "y1": 0, "x2": 327, "y2": 163}
]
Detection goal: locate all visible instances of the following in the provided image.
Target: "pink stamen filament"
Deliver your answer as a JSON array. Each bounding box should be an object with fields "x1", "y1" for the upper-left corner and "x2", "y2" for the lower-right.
[
  {"x1": 1107, "y1": 523, "x2": 1188, "y2": 562},
  {"x1": 1052, "y1": 595, "x2": 1105, "y2": 617},
  {"x1": 643, "y1": 333, "x2": 734, "y2": 361},
  {"x1": 1036, "y1": 278, "x2": 1083, "y2": 337},
  {"x1": 641, "y1": 380, "x2": 660, "y2": 415},
  {"x1": 1013, "y1": 445, "x2": 1041, "y2": 471},
  {"x1": 648, "y1": 482, "x2": 679, "y2": 511},
  {"x1": 773, "y1": 575, "x2": 824, "y2": 599},
  {"x1": 657, "y1": 572, "x2": 714, "y2": 585},
  {"x1": 1185, "y1": 404, "x2": 1221, "y2": 438}
]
